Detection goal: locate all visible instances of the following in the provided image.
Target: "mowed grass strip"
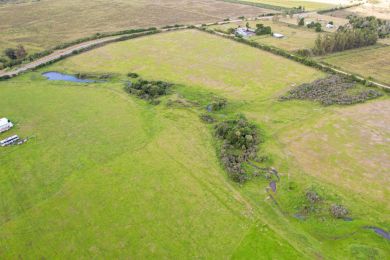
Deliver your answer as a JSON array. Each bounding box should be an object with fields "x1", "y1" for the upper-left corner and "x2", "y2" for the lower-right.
[{"x1": 318, "y1": 45, "x2": 390, "y2": 85}]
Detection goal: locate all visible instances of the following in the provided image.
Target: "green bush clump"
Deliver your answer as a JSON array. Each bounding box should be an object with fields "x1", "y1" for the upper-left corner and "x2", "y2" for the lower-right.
[
  {"x1": 200, "y1": 114, "x2": 216, "y2": 123},
  {"x1": 215, "y1": 115, "x2": 260, "y2": 183},
  {"x1": 124, "y1": 79, "x2": 173, "y2": 102},
  {"x1": 127, "y1": 72, "x2": 139, "y2": 78},
  {"x1": 330, "y1": 204, "x2": 349, "y2": 218},
  {"x1": 280, "y1": 75, "x2": 382, "y2": 105},
  {"x1": 207, "y1": 97, "x2": 227, "y2": 112}
]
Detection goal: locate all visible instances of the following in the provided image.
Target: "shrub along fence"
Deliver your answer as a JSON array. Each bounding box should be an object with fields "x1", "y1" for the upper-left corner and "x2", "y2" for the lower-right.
[
  {"x1": 1, "y1": 27, "x2": 158, "y2": 70},
  {"x1": 0, "y1": 30, "x2": 162, "y2": 80}
]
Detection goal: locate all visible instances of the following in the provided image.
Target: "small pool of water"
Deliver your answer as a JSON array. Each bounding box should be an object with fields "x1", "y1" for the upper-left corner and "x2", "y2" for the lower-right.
[{"x1": 42, "y1": 72, "x2": 96, "y2": 83}]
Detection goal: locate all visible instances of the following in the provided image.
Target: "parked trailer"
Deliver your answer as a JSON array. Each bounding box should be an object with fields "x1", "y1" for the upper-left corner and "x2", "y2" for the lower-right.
[
  {"x1": 0, "y1": 118, "x2": 13, "y2": 133},
  {"x1": 0, "y1": 135, "x2": 19, "y2": 147}
]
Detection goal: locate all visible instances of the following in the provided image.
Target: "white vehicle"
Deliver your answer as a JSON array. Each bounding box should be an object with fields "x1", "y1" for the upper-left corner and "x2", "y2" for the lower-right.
[
  {"x1": 0, "y1": 118, "x2": 13, "y2": 133},
  {"x1": 0, "y1": 135, "x2": 19, "y2": 147}
]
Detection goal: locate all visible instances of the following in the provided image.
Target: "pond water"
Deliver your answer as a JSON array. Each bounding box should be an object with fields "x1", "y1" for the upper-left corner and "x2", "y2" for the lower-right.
[{"x1": 42, "y1": 72, "x2": 96, "y2": 83}]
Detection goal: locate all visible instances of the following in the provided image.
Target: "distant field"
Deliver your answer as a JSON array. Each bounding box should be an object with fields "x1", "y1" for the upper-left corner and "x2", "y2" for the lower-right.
[
  {"x1": 236, "y1": 0, "x2": 335, "y2": 10},
  {"x1": 1, "y1": 30, "x2": 389, "y2": 258},
  {"x1": 0, "y1": 0, "x2": 270, "y2": 57},
  {"x1": 318, "y1": 45, "x2": 390, "y2": 85}
]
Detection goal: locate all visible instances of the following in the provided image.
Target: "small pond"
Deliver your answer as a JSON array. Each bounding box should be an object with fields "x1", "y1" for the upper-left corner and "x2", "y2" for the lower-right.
[{"x1": 42, "y1": 72, "x2": 96, "y2": 83}]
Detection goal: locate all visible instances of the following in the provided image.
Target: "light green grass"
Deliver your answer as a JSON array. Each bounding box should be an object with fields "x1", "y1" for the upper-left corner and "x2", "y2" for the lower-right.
[
  {"x1": 1, "y1": 30, "x2": 389, "y2": 258},
  {"x1": 318, "y1": 45, "x2": 390, "y2": 85}
]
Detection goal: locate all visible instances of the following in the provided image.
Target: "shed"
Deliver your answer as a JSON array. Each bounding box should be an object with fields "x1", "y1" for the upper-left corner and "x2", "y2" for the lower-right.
[
  {"x1": 326, "y1": 23, "x2": 334, "y2": 29},
  {"x1": 0, "y1": 118, "x2": 13, "y2": 133},
  {"x1": 272, "y1": 33, "x2": 284, "y2": 38}
]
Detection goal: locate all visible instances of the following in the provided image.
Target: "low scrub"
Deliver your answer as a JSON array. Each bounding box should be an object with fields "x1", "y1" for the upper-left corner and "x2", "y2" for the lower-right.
[
  {"x1": 124, "y1": 79, "x2": 173, "y2": 102},
  {"x1": 207, "y1": 97, "x2": 227, "y2": 112},
  {"x1": 215, "y1": 115, "x2": 260, "y2": 183},
  {"x1": 280, "y1": 75, "x2": 382, "y2": 105}
]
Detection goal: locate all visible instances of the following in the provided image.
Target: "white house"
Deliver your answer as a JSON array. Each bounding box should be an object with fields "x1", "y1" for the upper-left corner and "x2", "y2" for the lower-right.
[
  {"x1": 0, "y1": 118, "x2": 13, "y2": 133},
  {"x1": 273, "y1": 33, "x2": 284, "y2": 38},
  {"x1": 326, "y1": 23, "x2": 335, "y2": 29},
  {"x1": 235, "y1": 27, "x2": 255, "y2": 37}
]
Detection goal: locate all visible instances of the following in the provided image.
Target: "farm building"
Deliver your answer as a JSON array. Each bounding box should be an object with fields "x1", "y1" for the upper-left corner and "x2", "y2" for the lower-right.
[
  {"x1": 0, "y1": 118, "x2": 13, "y2": 133},
  {"x1": 235, "y1": 27, "x2": 255, "y2": 37},
  {"x1": 326, "y1": 23, "x2": 335, "y2": 29},
  {"x1": 272, "y1": 33, "x2": 284, "y2": 38}
]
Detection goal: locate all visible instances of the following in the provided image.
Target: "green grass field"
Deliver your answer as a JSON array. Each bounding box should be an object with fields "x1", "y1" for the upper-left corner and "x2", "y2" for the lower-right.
[
  {"x1": 318, "y1": 45, "x2": 390, "y2": 85},
  {"x1": 0, "y1": 30, "x2": 389, "y2": 258}
]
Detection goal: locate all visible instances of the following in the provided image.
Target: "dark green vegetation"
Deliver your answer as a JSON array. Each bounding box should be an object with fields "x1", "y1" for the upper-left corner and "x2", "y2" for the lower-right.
[
  {"x1": 124, "y1": 79, "x2": 173, "y2": 102},
  {"x1": 255, "y1": 23, "x2": 272, "y2": 35},
  {"x1": 280, "y1": 75, "x2": 383, "y2": 105},
  {"x1": 348, "y1": 15, "x2": 390, "y2": 39},
  {"x1": 215, "y1": 115, "x2": 260, "y2": 183},
  {"x1": 312, "y1": 15, "x2": 390, "y2": 56}
]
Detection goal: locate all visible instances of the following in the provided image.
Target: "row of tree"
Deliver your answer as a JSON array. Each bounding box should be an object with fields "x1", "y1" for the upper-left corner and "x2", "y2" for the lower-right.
[{"x1": 313, "y1": 27, "x2": 378, "y2": 55}]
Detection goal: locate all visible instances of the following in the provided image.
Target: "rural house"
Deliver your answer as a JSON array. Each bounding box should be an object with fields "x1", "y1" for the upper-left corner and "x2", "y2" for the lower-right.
[{"x1": 0, "y1": 118, "x2": 13, "y2": 133}]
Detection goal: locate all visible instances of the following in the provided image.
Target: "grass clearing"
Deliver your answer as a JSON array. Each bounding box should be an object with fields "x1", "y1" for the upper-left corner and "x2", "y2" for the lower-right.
[
  {"x1": 1, "y1": 29, "x2": 389, "y2": 258},
  {"x1": 318, "y1": 45, "x2": 390, "y2": 85}
]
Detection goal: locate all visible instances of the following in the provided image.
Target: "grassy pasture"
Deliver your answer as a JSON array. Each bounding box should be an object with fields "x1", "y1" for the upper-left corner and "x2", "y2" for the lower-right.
[
  {"x1": 0, "y1": 0, "x2": 270, "y2": 58},
  {"x1": 0, "y1": 30, "x2": 389, "y2": 258},
  {"x1": 318, "y1": 45, "x2": 390, "y2": 85}
]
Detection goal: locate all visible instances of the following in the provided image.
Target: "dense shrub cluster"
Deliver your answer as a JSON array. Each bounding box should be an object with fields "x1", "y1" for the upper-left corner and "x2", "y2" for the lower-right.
[
  {"x1": 124, "y1": 79, "x2": 173, "y2": 102},
  {"x1": 215, "y1": 115, "x2": 260, "y2": 183},
  {"x1": 255, "y1": 24, "x2": 272, "y2": 35},
  {"x1": 280, "y1": 75, "x2": 382, "y2": 105},
  {"x1": 307, "y1": 21, "x2": 322, "y2": 32}
]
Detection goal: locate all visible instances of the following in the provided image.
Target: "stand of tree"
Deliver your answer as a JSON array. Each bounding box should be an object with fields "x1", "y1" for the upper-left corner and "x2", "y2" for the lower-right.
[
  {"x1": 215, "y1": 115, "x2": 260, "y2": 183},
  {"x1": 313, "y1": 27, "x2": 378, "y2": 55},
  {"x1": 124, "y1": 79, "x2": 173, "y2": 103},
  {"x1": 348, "y1": 15, "x2": 390, "y2": 39}
]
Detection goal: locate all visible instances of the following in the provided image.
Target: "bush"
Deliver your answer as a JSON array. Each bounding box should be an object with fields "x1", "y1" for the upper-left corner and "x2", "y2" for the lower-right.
[
  {"x1": 330, "y1": 204, "x2": 349, "y2": 218},
  {"x1": 280, "y1": 75, "x2": 382, "y2": 105},
  {"x1": 215, "y1": 115, "x2": 260, "y2": 183},
  {"x1": 124, "y1": 79, "x2": 173, "y2": 102},
  {"x1": 200, "y1": 114, "x2": 216, "y2": 123},
  {"x1": 127, "y1": 72, "x2": 139, "y2": 78},
  {"x1": 207, "y1": 97, "x2": 227, "y2": 112},
  {"x1": 306, "y1": 191, "x2": 321, "y2": 204},
  {"x1": 255, "y1": 24, "x2": 272, "y2": 35}
]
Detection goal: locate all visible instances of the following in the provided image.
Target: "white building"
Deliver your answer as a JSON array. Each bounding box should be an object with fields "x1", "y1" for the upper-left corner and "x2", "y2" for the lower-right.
[
  {"x1": 235, "y1": 27, "x2": 255, "y2": 37},
  {"x1": 0, "y1": 118, "x2": 13, "y2": 133},
  {"x1": 326, "y1": 23, "x2": 335, "y2": 29},
  {"x1": 273, "y1": 33, "x2": 284, "y2": 38}
]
